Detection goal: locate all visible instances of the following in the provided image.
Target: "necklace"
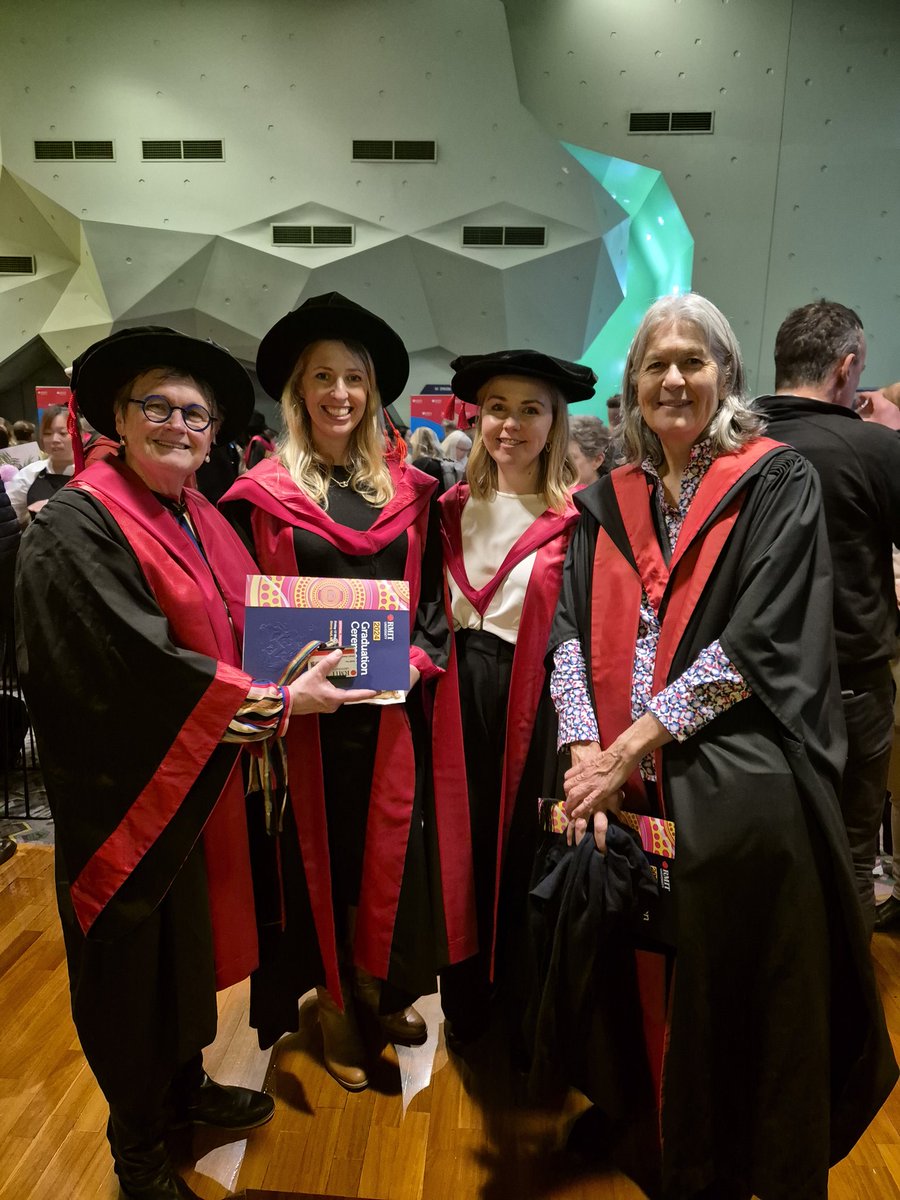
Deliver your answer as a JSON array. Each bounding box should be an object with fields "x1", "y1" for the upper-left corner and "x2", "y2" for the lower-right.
[{"x1": 330, "y1": 466, "x2": 352, "y2": 488}]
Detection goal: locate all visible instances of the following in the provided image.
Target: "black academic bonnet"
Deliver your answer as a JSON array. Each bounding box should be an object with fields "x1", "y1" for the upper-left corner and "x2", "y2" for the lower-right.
[
  {"x1": 71, "y1": 326, "x2": 255, "y2": 442},
  {"x1": 255, "y1": 292, "x2": 410, "y2": 405},
  {"x1": 449, "y1": 350, "x2": 597, "y2": 405}
]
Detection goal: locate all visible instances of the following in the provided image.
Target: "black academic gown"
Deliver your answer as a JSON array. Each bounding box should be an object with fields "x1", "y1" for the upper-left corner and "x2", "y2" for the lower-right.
[
  {"x1": 221, "y1": 457, "x2": 449, "y2": 1043},
  {"x1": 16, "y1": 461, "x2": 259, "y2": 1123},
  {"x1": 549, "y1": 443, "x2": 897, "y2": 1199}
]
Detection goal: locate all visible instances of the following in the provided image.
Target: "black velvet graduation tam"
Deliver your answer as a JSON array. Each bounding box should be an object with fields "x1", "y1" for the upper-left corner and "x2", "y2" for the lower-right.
[
  {"x1": 255, "y1": 292, "x2": 410, "y2": 405},
  {"x1": 449, "y1": 350, "x2": 597, "y2": 405},
  {"x1": 71, "y1": 326, "x2": 254, "y2": 442}
]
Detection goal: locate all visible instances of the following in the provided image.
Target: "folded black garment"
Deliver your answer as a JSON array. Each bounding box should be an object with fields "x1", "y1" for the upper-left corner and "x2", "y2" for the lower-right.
[{"x1": 524, "y1": 822, "x2": 658, "y2": 1116}]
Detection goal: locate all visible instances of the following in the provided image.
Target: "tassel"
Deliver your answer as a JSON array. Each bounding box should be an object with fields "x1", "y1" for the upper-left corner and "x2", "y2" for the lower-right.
[
  {"x1": 67, "y1": 393, "x2": 85, "y2": 475},
  {"x1": 383, "y1": 409, "x2": 407, "y2": 463},
  {"x1": 259, "y1": 639, "x2": 334, "y2": 835}
]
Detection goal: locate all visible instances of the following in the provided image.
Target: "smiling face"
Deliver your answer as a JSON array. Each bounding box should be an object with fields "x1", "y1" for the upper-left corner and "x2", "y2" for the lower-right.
[
  {"x1": 478, "y1": 374, "x2": 555, "y2": 493},
  {"x1": 115, "y1": 369, "x2": 216, "y2": 497},
  {"x1": 295, "y1": 340, "x2": 370, "y2": 462},
  {"x1": 634, "y1": 320, "x2": 725, "y2": 458}
]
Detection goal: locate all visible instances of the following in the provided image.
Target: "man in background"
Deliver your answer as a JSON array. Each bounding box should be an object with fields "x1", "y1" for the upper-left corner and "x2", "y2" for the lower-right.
[{"x1": 756, "y1": 300, "x2": 900, "y2": 933}]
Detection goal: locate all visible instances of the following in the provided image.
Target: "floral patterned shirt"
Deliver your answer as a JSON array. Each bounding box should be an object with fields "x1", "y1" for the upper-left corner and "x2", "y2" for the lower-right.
[{"x1": 551, "y1": 440, "x2": 752, "y2": 777}]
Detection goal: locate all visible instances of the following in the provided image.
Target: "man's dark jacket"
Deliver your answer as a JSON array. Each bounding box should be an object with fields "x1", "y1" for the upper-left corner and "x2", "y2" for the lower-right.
[{"x1": 756, "y1": 395, "x2": 900, "y2": 672}]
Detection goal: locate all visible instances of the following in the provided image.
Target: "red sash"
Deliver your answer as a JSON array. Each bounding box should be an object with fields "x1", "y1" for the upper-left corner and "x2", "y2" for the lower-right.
[
  {"x1": 590, "y1": 439, "x2": 782, "y2": 1106},
  {"x1": 226, "y1": 458, "x2": 437, "y2": 1003},
  {"x1": 67, "y1": 458, "x2": 259, "y2": 989},
  {"x1": 590, "y1": 438, "x2": 782, "y2": 813},
  {"x1": 434, "y1": 486, "x2": 578, "y2": 971}
]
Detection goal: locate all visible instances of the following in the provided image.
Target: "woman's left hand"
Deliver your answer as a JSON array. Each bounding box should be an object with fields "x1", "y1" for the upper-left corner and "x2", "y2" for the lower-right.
[
  {"x1": 563, "y1": 745, "x2": 631, "y2": 852},
  {"x1": 564, "y1": 712, "x2": 673, "y2": 844},
  {"x1": 408, "y1": 664, "x2": 421, "y2": 691}
]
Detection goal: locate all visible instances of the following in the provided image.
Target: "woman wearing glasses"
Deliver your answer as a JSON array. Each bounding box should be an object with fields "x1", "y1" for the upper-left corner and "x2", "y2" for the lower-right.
[{"x1": 16, "y1": 326, "x2": 366, "y2": 1200}]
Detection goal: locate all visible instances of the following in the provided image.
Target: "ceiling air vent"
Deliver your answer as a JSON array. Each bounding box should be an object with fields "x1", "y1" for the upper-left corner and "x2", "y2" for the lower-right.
[
  {"x1": 182, "y1": 139, "x2": 225, "y2": 160},
  {"x1": 352, "y1": 139, "x2": 436, "y2": 162},
  {"x1": 670, "y1": 111, "x2": 714, "y2": 133},
  {"x1": 272, "y1": 225, "x2": 355, "y2": 247},
  {"x1": 34, "y1": 139, "x2": 115, "y2": 160},
  {"x1": 629, "y1": 111, "x2": 714, "y2": 134},
  {"x1": 462, "y1": 225, "x2": 546, "y2": 248},
  {"x1": 394, "y1": 140, "x2": 436, "y2": 162},
  {"x1": 74, "y1": 140, "x2": 114, "y2": 160},
  {"x1": 0, "y1": 256, "x2": 36, "y2": 275},
  {"x1": 142, "y1": 139, "x2": 224, "y2": 161},
  {"x1": 629, "y1": 113, "x2": 670, "y2": 134},
  {"x1": 34, "y1": 140, "x2": 74, "y2": 160}
]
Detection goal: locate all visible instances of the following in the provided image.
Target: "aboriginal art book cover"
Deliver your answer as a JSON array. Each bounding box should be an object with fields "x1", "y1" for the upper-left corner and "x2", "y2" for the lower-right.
[{"x1": 243, "y1": 575, "x2": 411, "y2": 696}]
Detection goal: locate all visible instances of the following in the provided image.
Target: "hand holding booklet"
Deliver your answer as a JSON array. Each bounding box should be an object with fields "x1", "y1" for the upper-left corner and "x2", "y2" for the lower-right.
[{"x1": 243, "y1": 575, "x2": 411, "y2": 704}]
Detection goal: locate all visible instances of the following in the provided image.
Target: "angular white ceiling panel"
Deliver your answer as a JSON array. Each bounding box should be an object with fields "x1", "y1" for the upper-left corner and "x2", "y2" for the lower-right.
[
  {"x1": 0, "y1": 0, "x2": 646, "y2": 393},
  {"x1": 42, "y1": 320, "x2": 113, "y2": 370},
  {"x1": 112, "y1": 307, "x2": 200, "y2": 339},
  {"x1": 415, "y1": 201, "x2": 599, "y2": 268},
  {"x1": 84, "y1": 223, "x2": 214, "y2": 317},
  {"x1": 226, "y1": 203, "x2": 398, "y2": 266},
  {"x1": 0, "y1": 168, "x2": 79, "y2": 262},
  {"x1": 195, "y1": 238, "x2": 310, "y2": 339},
  {"x1": 42, "y1": 226, "x2": 112, "y2": 337},
  {"x1": 407, "y1": 239, "x2": 508, "y2": 353},
  {"x1": 584, "y1": 246, "x2": 628, "y2": 356},
  {"x1": 501, "y1": 240, "x2": 605, "y2": 361},
  {"x1": 190, "y1": 313, "x2": 261, "y2": 367},
  {"x1": 118, "y1": 242, "x2": 218, "y2": 322},
  {"x1": 293, "y1": 239, "x2": 439, "y2": 353},
  {"x1": 0, "y1": 274, "x2": 76, "y2": 363}
]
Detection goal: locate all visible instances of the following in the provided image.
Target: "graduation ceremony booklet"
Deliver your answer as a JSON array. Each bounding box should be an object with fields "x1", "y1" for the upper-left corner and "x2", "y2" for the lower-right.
[{"x1": 243, "y1": 575, "x2": 411, "y2": 703}]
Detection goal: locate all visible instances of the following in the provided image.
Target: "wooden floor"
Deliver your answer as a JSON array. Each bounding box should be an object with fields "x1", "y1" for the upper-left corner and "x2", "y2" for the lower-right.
[{"x1": 3, "y1": 844, "x2": 900, "y2": 1200}]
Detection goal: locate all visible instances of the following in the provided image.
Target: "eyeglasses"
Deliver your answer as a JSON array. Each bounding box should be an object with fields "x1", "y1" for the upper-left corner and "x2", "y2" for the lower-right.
[{"x1": 128, "y1": 395, "x2": 217, "y2": 432}]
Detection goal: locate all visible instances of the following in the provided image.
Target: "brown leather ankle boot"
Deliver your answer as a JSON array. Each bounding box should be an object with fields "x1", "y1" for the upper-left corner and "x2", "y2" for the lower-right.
[
  {"x1": 316, "y1": 985, "x2": 369, "y2": 1092},
  {"x1": 354, "y1": 967, "x2": 428, "y2": 1046}
]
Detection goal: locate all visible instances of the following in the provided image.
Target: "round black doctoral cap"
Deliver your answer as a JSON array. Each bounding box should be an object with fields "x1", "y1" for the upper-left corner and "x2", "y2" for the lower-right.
[
  {"x1": 255, "y1": 291, "x2": 410, "y2": 405},
  {"x1": 71, "y1": 326, "x2": 254, "y2": 441},
  {"x1": 449, "y1": 349, "x2": 597, "y2": 405}
]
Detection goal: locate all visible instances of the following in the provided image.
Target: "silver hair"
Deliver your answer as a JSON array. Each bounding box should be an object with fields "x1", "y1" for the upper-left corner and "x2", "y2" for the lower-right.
[{"x1": 618, "y1": 293, "x2": 764, "y2": 467}]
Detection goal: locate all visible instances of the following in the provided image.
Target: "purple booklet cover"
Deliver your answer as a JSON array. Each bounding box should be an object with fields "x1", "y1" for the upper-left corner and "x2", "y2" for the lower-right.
[{"x1": 243, "y1": 575, "x2": 410, "y2": 694}]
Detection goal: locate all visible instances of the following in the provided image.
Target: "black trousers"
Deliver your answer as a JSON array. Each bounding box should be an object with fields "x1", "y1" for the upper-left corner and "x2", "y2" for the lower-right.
[
  {"x1": 440, "y1": 630, "x2": 514, "y2": 1032},
  {"x1": 59, "y1": 850, "x2": 217, "y2": 1180},
  {"x1": 839, "y1": 663, "x2": 894, "y2": 932}
]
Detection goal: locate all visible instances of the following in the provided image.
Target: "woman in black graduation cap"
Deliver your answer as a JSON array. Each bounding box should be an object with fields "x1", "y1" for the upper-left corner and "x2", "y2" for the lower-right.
[
  {"x1": 17, "y1": 326, "x2": 367, "y2": 1200},
  {"x1": 222, "y1": 293, "x2": 456, "y2": 1092},
  {"x1": 428, "y1": 349, "x2": 597, "y2": 1049}
]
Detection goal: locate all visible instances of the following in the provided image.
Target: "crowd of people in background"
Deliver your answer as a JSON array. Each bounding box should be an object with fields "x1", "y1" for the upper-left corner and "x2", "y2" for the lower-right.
[{"x1": 5, "y1": 291, "x2": 900, "y2": 1200}]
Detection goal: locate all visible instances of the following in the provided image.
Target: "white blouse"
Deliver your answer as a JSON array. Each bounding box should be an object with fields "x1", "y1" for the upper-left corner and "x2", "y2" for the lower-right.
[{"x1": 449, "y1": 491, "x2": 547, "y2": 645}]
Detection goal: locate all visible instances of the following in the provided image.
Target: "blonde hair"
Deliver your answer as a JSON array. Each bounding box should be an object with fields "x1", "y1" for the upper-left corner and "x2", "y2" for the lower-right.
[
  {"x1": 277, "y1": 339, "x2": 394, "y2": 509},
  {"x1": 408, "y1": 426, "x2": 441, "y2": 460},
  {"x1": 466, "y1": 377, "x2": 575, "y2": 514}
]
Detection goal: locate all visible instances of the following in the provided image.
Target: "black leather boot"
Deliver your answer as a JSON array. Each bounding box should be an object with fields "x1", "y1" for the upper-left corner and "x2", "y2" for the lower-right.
[
  {"x1": 108, "y1": 1116, "x2": 201, "y2": 1200},
  {"x1": 170, "y1": 1069, "x2": 275, "y2": 1131}
]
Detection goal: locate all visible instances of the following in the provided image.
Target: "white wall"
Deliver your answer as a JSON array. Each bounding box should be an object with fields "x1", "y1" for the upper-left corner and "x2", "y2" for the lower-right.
[
  {"x1": 504, "y1": 0, "x2": 900, "y2": 391},
  {"x1": 2, "y1": 0, "x2": 898, "y2": 406},
  {"x1": 0, "y1": 0, "x2": 623, "y2": 418}
]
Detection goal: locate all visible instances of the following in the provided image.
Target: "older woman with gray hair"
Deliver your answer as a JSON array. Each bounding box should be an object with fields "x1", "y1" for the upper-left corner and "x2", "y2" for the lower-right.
[{"x1": 546, "y1": 294, "x2": 895, "y2": 1199}]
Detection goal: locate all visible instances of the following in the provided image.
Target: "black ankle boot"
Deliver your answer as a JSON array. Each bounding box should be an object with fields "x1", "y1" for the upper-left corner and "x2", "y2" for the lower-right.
[
  {"x1": 118, "y1": 1173, "x2": 201, "y2": 1200},
  {"x1": 108, "y1": 1117, "x2": 201, "y2": 1200},
  {"x1": 171, "y1": 1072, "x2": 275, "y2": 1131}
]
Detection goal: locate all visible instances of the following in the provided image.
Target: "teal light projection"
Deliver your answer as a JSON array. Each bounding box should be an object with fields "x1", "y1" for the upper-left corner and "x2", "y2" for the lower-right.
[{"x1": 563, "y1": 142, "x2": 694, "y2": 418}]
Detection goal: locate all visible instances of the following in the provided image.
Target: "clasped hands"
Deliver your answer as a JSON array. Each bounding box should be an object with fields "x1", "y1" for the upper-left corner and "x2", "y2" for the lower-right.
[
  {"x1": 563, "y1": 712, "x2": 672, "y2": 852},
  {"x1": 563, "y1": 740, "x2": 630, "y2": 853}
]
